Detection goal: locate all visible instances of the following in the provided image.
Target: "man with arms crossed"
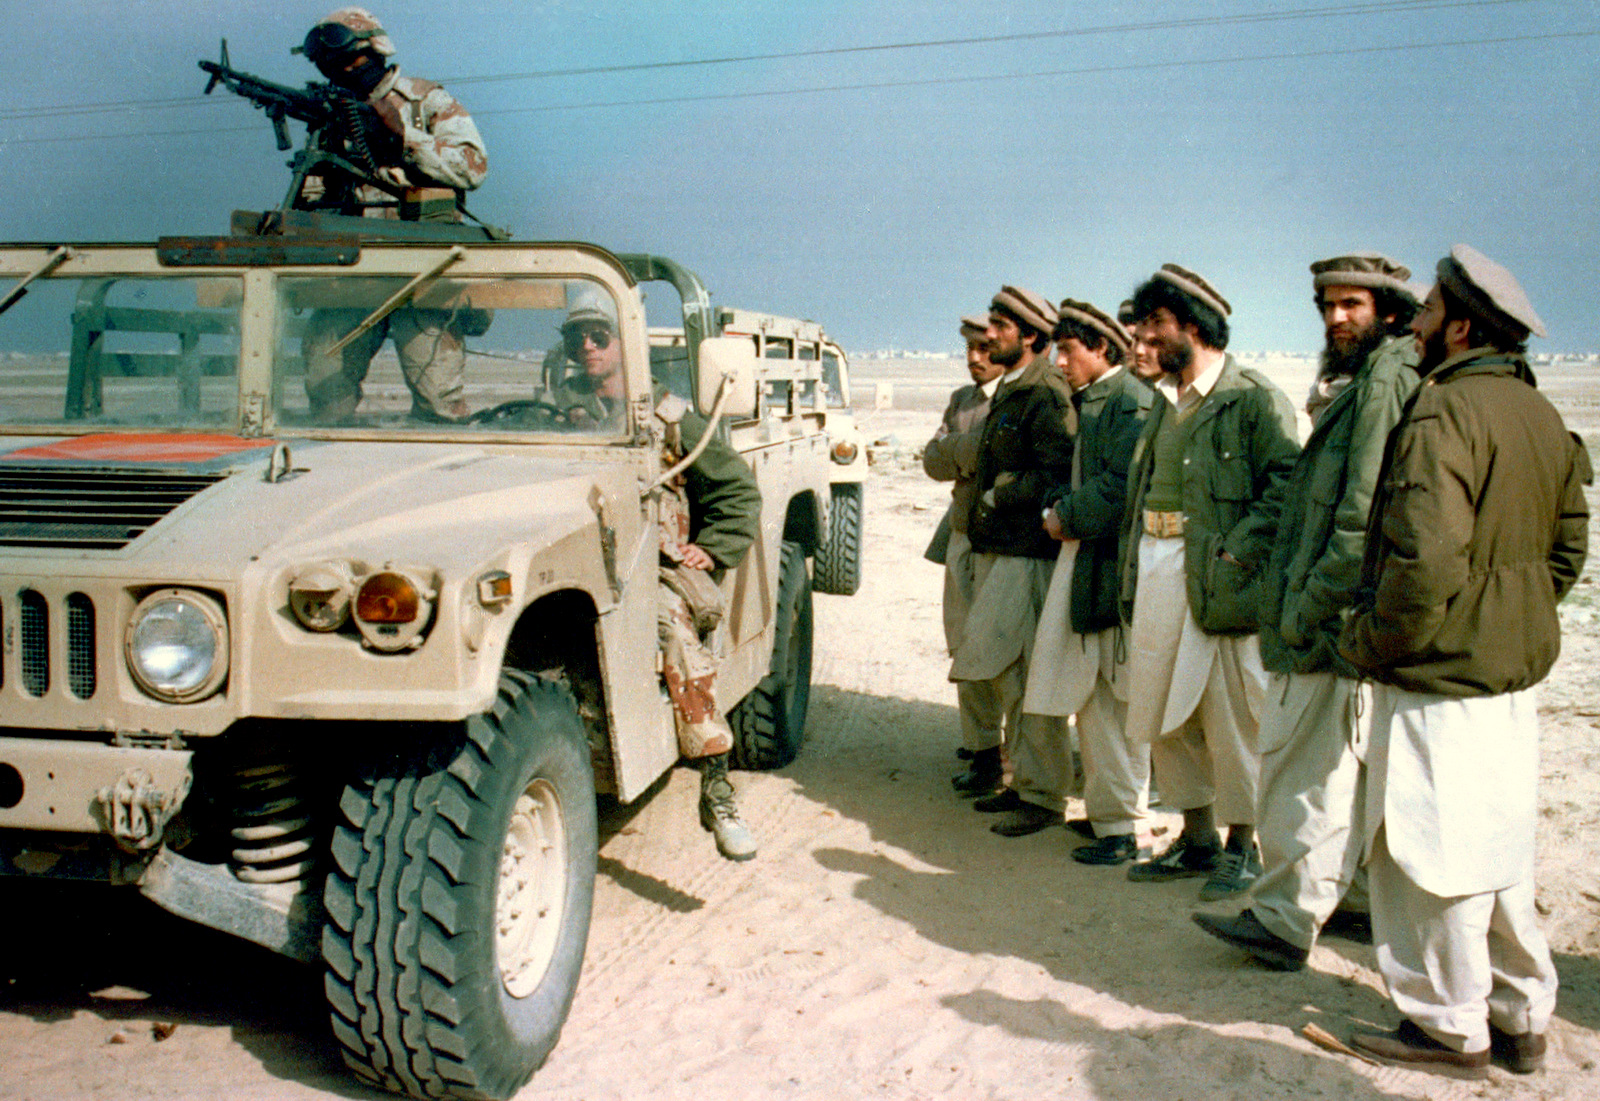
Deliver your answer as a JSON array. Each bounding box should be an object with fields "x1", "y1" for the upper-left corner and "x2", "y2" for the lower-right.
[{"x1": 1023, "y1": 299, "x2": 1153, "y2": 863}]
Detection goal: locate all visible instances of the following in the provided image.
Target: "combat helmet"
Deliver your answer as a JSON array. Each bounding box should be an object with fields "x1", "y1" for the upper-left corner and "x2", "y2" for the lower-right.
[{"x1": 297, "y1": 7, "x2": 397, "y2": 67}]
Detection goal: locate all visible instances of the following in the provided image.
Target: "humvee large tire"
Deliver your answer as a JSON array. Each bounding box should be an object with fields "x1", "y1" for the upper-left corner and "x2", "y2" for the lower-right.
[
  {"x1": 322, "y1": 671, "x2": 598, "y2": 1100},
  {"x1": 813, "y1": 482, "x2": 863, "y2": 596},
  {"x1": 729, "y1": 540, "x2": 814, "y2": 769}
]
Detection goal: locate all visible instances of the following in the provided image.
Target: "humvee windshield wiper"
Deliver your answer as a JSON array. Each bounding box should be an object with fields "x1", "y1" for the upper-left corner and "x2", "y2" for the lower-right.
[
  {"x1": 0, "y1": 246, "x2": 74, "y2": 317},
  {"x1": 325, "y1": 245, "x2": 467, "y2": 357}
]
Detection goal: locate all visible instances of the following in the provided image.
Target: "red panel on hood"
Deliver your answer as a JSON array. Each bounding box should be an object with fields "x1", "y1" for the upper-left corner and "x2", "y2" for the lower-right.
[{"x1": 1, "y1": 434, "x2": 274, "y2": 464}]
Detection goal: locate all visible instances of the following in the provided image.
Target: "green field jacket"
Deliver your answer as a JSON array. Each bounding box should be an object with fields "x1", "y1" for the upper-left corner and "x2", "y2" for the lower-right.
[
  {"x1": 1259, "y1": 336, "x2": 1419, "y2": 676},
  {"x1": 1046, "y1": 367, "x2": 1152, "y2": 633},
  {"x1": 1118, "y1": 355, "x2": 1301, "y2": 634}
]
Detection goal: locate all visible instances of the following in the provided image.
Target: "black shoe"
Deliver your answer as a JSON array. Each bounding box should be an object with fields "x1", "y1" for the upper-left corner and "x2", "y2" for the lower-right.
[
  {"x1": 1489, "y1": 1022, "x2": 1547, "y2": 1074},
  {"x1": 990, "y1": 804, "x2": 1061, "y2": 837},
  {"x1": 1126, "y1": 833, "x2": 1222, "y2": 883},
  {"x1": 1348, "y1": 1020, "x2": 1489, "y2": 1080},
  {"x1": 972, "y1": 788, "x2": 1022, "y2": 813},
  {"x1": 955, "y1": 746, "x2": 975, "y2": 761},
  {"x1": 1072, "y1": 834, "x2": 1144, "y2": 866},
  {"x1": 1065, "y1": 817, "x2": 1096, "y2": 839},
  {"x1": 1191, "y1": 908, "x2": 1308, "y2": 972},
  {"x1": 952, "y1": 747, "x2": 1002, "y2": 797},
  {"x1": 1321, "y1": 908, "x2": 1373, "y2": 945}
]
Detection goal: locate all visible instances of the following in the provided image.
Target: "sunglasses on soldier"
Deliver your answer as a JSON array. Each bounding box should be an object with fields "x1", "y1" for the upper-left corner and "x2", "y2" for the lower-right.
[{"x1": 563, "y1": 325, "x2": 613, "y2": 354}]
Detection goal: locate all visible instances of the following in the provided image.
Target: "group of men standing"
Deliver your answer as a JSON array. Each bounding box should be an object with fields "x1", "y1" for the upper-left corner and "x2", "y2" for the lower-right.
[{"x1": 926, "y1": 249, "x2": 1588, "y2": 1079}]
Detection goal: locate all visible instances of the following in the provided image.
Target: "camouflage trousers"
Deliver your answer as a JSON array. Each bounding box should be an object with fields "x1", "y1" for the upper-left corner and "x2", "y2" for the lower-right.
[
  {"x1": 303, "y1": 307, "x2": 468, "y2": 421},
  {"x1": 658, "y1": 585, "x2": 734, "y2": 759}
]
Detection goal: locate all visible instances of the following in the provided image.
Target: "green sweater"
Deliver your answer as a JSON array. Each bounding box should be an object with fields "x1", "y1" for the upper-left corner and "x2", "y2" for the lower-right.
[{"x1": 1118, "y1": 355, "x2": 1301, "y2": 634}]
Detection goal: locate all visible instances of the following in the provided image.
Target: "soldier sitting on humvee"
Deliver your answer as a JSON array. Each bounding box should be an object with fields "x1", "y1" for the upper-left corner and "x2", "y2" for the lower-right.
[{"x1": 554, "y1": 293, "x2": 765, "y2": 860}]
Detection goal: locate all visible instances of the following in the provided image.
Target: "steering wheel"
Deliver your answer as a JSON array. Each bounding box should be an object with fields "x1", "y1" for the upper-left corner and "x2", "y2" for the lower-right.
[{"x1": 467, "y1": 399, "x2": 571, "y2": 427}]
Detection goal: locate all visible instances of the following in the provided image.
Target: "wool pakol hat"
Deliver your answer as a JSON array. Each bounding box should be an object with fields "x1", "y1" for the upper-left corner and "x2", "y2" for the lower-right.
[
  {"x1": 990, "y1": 286, "x2": 1058, "y2": 338},
  {"x1": 1057, "y1": 298, "x2": 1132, "y2": 358},
  {"x1": 1310, "y1": 253, "x2": 1418, "y2": 303},
  {"x1": 959, "y1": 314, "x2": 989, "y2": 342},
  {"x1": 1152, "y1": 263, "x2": 1231, "y2": 318},
  {"x1": 1116, "y1": 299, "x2": 1137, "y2": 326},
  {"x1": 1436, "y1": 243, "x2": 1547, "y2": 340}
]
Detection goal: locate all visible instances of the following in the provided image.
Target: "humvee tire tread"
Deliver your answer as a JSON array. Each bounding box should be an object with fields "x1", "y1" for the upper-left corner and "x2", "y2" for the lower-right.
[
  {"x1": 813, "y1": 482, "x2": 863, "y2": 596},
  {"x1": 729, "y1": 540, "x2": 813, "y2": 769},
  {"x1": 322, "y1": 671, "x2": 598, "y2": 1100}
]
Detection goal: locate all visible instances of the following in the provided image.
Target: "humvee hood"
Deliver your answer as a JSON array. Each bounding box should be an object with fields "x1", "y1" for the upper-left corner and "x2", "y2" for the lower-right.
[{"x1": 0, "y1": 434, "x2": 627, "y2": 573}]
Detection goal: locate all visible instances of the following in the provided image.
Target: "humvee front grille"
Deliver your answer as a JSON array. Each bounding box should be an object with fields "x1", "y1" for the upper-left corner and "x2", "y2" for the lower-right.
[
  {"x1": 0, "y1": 468, "x2": 226, "y2": 550},
  {"x1": 66, "y1": 593, "x2": 96, "y2": 699},
  {"x1": 10, "y1": 589, "x2": 100, "y2": 701},
  {"x1": 19, "y1": 590, "x2": 48, "y2": 696}
]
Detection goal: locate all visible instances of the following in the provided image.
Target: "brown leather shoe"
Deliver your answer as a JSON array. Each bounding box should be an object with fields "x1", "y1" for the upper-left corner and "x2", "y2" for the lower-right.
[
  {"x1": 1489, "y1": 1022, "x2": 1546, "y2": 1074},
  {"x1": 1348, "y1": 1020, "x2": 1489, "y2": 1080}
]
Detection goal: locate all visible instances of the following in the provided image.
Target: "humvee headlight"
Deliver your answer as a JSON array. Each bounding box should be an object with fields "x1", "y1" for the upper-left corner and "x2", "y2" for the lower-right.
[
  {"x1": 125, "y1": 589, "x2": 229, "y2": 703},
  {"x1": 830, "y1": 439, "x2": 859, "y2": 464},
  {"x1": 288, "y1": 562, "x2": 354, "y2": 632},
  {"x1": 353, "y1": 568, "x2": 436, "y2": 652}
]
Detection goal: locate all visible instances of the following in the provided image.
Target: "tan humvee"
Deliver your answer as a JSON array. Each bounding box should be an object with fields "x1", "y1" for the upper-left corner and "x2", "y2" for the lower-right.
[{"x1": 0, "y1": 227, "x2": 856, "y2": 1099}]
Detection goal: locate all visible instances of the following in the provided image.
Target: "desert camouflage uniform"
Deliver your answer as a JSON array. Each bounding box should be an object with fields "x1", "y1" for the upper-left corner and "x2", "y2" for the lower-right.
[
  {"x1": 653, "y1": 394, "x2": 762, "y2": 757},
  {"x1": 300, "y1": 32, "x2": 488, "y2": 421}
]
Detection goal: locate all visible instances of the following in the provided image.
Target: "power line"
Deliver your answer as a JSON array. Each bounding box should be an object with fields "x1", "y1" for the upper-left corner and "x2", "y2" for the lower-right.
[
  {"x1": 0, "y1": 28, "x2": 1590, "y2": 148},
  {"x1": 471, "y1": 30, "x2": 1599, "y2": 117},
  {"x1": 0, "y1": 0, "x2": 1545, "y2": 123},
  {"x1": 441, "y1": 0, "x2": 1541, "y2": 86}
]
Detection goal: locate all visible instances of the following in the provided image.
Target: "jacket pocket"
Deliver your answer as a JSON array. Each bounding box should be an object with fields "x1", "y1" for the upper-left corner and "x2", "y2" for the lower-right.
[{"x1": 1201, "y1": 541, "x2": 1261, "y2": 634}]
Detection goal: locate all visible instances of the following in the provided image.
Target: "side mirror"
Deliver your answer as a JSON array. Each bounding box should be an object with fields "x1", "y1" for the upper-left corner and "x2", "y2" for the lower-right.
[{"x1": 695, "y1": 336, "x2": 758, "y2": 419}]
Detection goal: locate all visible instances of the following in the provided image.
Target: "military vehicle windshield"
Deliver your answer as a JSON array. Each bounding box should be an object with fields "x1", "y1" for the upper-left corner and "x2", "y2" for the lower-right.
[
  {"x1": 273, "y1": 275, "x2": 627, "y2": 437},
  {"x1": 0, "y1": 274, "x2": 242, "y2": 429}
]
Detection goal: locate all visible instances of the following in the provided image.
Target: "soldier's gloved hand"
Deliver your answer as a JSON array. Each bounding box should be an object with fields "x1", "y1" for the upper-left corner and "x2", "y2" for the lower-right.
[
  {"x1": 678, "y1": 543, "x2": 715, "y2": 571},
  {"x1": 376, "y1": 165, "x2": 409, "y2": 188},
  {"x1": 1042, "y1": 507, "x2": 1064, "y2": 540}
]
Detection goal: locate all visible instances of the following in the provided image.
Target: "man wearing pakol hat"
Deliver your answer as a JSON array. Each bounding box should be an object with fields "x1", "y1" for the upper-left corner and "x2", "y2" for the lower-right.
[
  {"x1": 1021, "y1": 299, "x2": 1154, "y2": 862},
  {"x1": 926, "y1": 316, "x2": 1012, "y2": 788},
  {"x1": 1339, "y1": 245, "x2": 1588, "y2": 1077},
  {"x1": 1118, "y1": 264, "x2": 1300, "y2": 899},
  {"x1": 951, "y1": 287, "x2": 1076, "y2": 832},
  {"x1": 1193, "y1": 253, "x2": 1420, "y2": 970}
]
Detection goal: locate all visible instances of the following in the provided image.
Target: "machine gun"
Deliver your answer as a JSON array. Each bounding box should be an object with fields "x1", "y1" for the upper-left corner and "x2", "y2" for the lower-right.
[{"x1": 199, "y1": 39, "x2": 408, "y2": 220}]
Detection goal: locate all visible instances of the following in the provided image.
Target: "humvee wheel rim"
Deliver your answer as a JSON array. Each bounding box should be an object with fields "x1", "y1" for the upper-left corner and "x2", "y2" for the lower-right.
[{"x1": 496, "y1": 778, "x2": 569, "y2": 998}]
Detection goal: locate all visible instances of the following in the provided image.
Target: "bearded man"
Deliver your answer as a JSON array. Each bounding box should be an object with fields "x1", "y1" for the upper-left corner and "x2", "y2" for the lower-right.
[
  {"x1": 1118, "y1": 264, "x2": 1300, "y2": 900},
  {"x1": 1339, "y1": 246, "x2": 1588, "y2": 1077},
  {"x1": 950, "y1": 287, "x2": 1076, "y2": 833},
  {"x1": 1193, "y1": 253, "x2": 1419, "y2": 970}
]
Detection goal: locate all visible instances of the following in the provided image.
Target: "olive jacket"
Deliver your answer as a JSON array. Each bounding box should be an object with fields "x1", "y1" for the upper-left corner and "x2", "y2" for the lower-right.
[
  {"x1": 1046, "y1": 366, "x2": 1153, "y2": 634},
  {"x1": 1118, "y1": 355, "x2": 1301, "y2": 634},
  {"x1": 1259, "y1": 336, "x2": 1420, "y2": 676},
  {"x1": 667, "y1": 400, "x2": 762, "y2": 571},
  {"x1": 1338, "y1": 349, "x2": 1590, "y2": 696},
  {"x1": 966, "y1": 352, "x2": 1076, "y2": 560}
]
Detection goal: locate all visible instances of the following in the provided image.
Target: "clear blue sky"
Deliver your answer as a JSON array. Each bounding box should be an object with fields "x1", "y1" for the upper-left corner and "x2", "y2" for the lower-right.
[{"x1": 3, "y1": 0, "x2": 1596, "y2": 353}]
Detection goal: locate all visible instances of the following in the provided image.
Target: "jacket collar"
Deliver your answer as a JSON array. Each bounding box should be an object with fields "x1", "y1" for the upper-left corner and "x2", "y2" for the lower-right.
[
  {"x1": 994, "y1": 350, "x2": 1057, "y2": 398},
  {"x1": 1429, "y1": 346, "x2": 1536, "y2": 388}
]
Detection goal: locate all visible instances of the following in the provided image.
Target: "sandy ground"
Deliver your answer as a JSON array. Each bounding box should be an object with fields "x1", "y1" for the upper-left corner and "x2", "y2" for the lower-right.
[{"x1": 4, "y1": 355, "x2": 1600, "y2": 1101}]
